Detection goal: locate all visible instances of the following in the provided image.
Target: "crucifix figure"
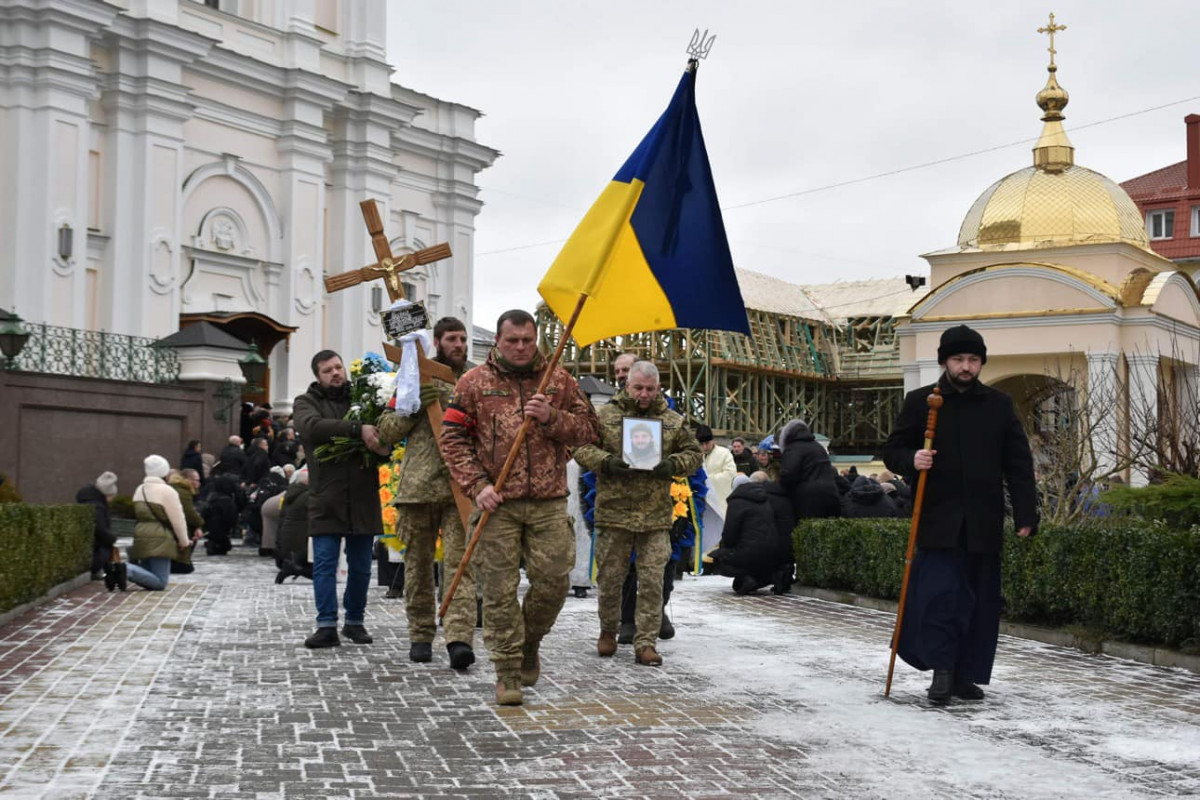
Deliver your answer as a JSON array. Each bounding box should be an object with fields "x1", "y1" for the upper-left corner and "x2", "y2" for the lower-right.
[
  {"x1": 323, "y1": 199, "x2": 474, "y2": 531},
  {"x1": 1037, "y1": 13, "x2": 1066, "y2": 66}
]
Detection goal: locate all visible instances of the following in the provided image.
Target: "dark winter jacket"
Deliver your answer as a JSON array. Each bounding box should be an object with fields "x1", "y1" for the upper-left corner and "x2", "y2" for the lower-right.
[
  {"x1": 293, "y1": 381, "x2": 383, "y2": 537},
  {"x1": 216, "y1": 444, "x2": 247, "y2": 477},
  {"x1": 75, "y1": 485, "x2": 116, "y2": 548},
  {"x1": 202, "y1": 474, "x2": 241, "y2": 540},
  {"x1": 271, "y1": 438, "x2": 300, "y2": 468},
  {"x1": 716, "y1": 482, "x2": 796, "y2": 581},
  {"x1": 732, "y1": 450, "x2": 755, "y2": 476},
  {"x1": 779, "y1": 434, "x2": 841, "y2": 519},
  {"x1": 181, "y1": 449, "x2": 204, "y2": 475},
  {"x1": 277, "y1": 482, "x2": 310, "y2": 562},
  {"x1": 883, "y1": 373, "x2": 1038, "y2": 553},
  {"x1": 242, "y1": 448, "x2": 272, "y2": 486},
  {"x1": 841, "y1": 476, "x2": 900, "y2": 518}
]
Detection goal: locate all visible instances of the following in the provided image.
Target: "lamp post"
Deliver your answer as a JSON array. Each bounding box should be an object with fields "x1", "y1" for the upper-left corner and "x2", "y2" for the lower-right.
[
  {"x1": 0, "y1": 311, "x2": 30, "y2": 370},
  {"x1": 213, "y1": 341, "x2": 269, "y2": 422}
]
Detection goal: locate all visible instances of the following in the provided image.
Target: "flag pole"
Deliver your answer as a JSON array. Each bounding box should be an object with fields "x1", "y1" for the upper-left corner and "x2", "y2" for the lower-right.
[
  {"x1": 438, "y1": 292, "x2": 589, "y2": 619},
  {"x1": 885, "y1": 386, "x2": 943, "y2": 697}
]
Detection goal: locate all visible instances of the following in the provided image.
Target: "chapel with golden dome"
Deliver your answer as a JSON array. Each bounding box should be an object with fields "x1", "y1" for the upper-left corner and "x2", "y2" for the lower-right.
[{"x1": 898, "y1": 14, "x2": 1200, "y2": 487}]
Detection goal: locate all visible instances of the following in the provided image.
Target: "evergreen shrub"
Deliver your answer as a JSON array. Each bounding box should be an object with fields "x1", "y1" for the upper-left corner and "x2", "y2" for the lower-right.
[
  {"x1": 794, "y1": 518, "x2": 1200, "y2": 650},
  {"x1": 0, "y1": 504, "x2": 92, "y2": 613}
]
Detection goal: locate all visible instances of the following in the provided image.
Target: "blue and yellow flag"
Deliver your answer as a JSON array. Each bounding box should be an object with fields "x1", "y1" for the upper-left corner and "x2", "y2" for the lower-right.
[{"x1": 538, "y1": 66, "x2": 750, "y2": 347}]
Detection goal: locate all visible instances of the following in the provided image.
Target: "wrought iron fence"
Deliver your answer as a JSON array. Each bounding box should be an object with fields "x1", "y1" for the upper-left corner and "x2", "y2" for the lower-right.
[{"x1": 8, "y1": 322, "x2": 180, "y2": 384}]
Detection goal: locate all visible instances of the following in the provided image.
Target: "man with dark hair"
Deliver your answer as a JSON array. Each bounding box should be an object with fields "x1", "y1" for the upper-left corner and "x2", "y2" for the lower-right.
[
  {"x1": 730, "y1": 436, "x2": 754, "y2": 475},
  {"x1": 440, "y1": 310, "x2": 600, "y2": 705},
  {"x1": 883, "y1": 324, "x2": 1038, "y2": 704},
  {"x1": 378, "y1": 316, "x2": 478, "y2": 669},
  {"x1": 574, "y1": 360, "x2": 702, "y2": 668},
  {"x1": 294, "y1": 350, "x2": 392, "y2": 649}
]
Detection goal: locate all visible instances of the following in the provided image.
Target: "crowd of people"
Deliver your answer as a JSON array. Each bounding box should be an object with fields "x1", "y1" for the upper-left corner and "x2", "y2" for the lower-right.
[{"x1": 77, "y1": 318, "x2": 1039, "y2": 709}]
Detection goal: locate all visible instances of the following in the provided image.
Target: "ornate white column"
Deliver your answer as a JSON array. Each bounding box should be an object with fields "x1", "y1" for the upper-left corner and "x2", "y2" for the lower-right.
[
  {"x1": 1126, "y1": 353, "x2": 1160, "y2": 487},
  {"x1": 1085, "y1": 351, "x2": 1121, "y2": 481}
]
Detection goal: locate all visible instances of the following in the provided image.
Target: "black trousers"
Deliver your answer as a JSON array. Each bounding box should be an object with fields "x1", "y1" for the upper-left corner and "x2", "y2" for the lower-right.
[
  {"x1": 896, "y1": 547, "x2": 1002, "y2": 685},
  {"x1": 620, "y1": 560, "x2": 674, "y2": 625}
]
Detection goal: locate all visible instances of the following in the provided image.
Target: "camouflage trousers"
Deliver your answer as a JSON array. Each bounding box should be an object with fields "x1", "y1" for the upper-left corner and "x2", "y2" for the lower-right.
[
  {"x1": 474, "y1": 498, "x2": 573, "y2": 676},
  {"x1": 397, "y1": 501, "x2": 476, "y2": 647},
  {"x1": 594, "y1": 527, "x2": 670, "y2": 651}
]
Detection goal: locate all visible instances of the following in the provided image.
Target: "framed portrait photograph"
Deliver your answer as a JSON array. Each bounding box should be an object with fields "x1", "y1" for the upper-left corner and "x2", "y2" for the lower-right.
[{"x1": 621, "y1": 417, "x2": 663, "y2": 471}]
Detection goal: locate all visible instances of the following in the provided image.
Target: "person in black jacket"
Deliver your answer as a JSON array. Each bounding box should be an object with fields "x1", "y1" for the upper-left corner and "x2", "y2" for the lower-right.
[
  {"x1": 180, "y1": 440, "x2": 204, "y2": 476},
  {"x1": 275, "y1": 468, "x2": 312, "y2": 583},
  {"x1": 777, "y1": 419, "x2": 840, "y2": 520},
  {"x1": 76, "y1": 471, "x2": 119, "y2": 579},
  {"x1": 293, "y1": 350, "x2": 391, "y2": 650},
  {"x1": 841, "y1": 475, "x2": 900, "y2": 518},
  {"x1": 242, "y1": 437, "x2": 272, "y2": 487},
  {"x1": 883, "y1": 325, "x2": 1037, "y2": 705},
  {"x1": 216, "y1": 435, "x2": 247, "y2": 478},
  {"x1": 201, "y1": 474, "x2": 241, "y2": 555},
  {"x1": 710, "y1": 474, "x2": 796, "y2": 595}
]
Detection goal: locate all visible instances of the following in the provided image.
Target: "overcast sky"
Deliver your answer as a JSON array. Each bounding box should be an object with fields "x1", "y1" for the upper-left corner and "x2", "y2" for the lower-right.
[{"x1": 387, "y1": 1, "x2": 1200, "y2": 333}]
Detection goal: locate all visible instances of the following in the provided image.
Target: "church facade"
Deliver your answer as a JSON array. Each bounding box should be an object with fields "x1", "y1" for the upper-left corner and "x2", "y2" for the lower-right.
[{"x1": 0, "y1": 0, "x2": 497, "y2": 413}]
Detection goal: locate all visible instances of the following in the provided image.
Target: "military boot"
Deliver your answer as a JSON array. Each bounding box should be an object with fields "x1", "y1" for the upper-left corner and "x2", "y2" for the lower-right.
[
  {"x1": 597, "y1": 630, "x2": 617, "y2": 657},
  {"x1": 521, "y1": 640, "x2": 541, "y2": 687},
  {"x1": 495, "y1": 673, "x2": 523, "y2": 706},
  {"x1": 635, "y1": 645, "x2": 663, "y2": 667}
]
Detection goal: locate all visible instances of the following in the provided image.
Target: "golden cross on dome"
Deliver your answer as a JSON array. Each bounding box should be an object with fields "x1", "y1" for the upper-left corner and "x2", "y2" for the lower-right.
[{"x1": 1037, "y1": 13, "x2": 1067, "y2": 67}]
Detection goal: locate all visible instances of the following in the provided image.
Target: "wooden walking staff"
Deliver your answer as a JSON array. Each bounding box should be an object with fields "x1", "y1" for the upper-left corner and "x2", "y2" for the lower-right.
[
  {"x1": 324, "y1": 199, "x2": 474, "y2": 532},
  {"x1": 438, "y1": 293, "x2": 588, "y2": 619},
  {"x1": 884, "y1": 386, "x2": 944, "y2": 698}
]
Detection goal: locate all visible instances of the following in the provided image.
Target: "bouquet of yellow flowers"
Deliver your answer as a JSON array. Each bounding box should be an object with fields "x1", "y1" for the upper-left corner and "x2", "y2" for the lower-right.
[{"x1": 312, "y1": 352, "x2": 396, "y2": 468}]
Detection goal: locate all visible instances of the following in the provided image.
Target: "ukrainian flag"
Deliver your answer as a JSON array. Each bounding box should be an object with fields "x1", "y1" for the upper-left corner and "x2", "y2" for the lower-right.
[{"x1": 538, "y1": 65, "x2": 750, "y2": 346}]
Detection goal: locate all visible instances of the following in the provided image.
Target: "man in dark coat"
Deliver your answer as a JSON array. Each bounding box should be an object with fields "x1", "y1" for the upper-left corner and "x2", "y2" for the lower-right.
[
  {"x1": 841, "y1": 475, "x2": 900, "y2": 518},
  {"x1": 216, "y1": 436, "x2": 247, "y2": 477},
  {"x1": 883, "y1": 325, "x2": 1037, "y2": 704},
  {"x1": 711, "y1": 474, "x2": 796, "y2": 594},
  {"x1": 76, "y1": 471, "x2": 118, "y2": 579},
  {"x1": 777, "y1": 419, "x2": 840, "y2": 519},
  {"x1": 730, "y1": 437, "x2": 755, "y2": 476},
  {"x1": 293, "y1": 349, "x2": 391, "y2": 649},
  {"x1": 201, "y1": 474, "x2": 241, "y2": 555},
  {"x1": 242, "y1": 437, "x2": 272, "y2": 487}
]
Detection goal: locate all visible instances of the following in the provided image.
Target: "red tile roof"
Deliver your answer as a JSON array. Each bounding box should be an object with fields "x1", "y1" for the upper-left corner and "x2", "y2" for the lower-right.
[{"x1": 1121, "y1": 161, "x2": 1188, "y2": 200}]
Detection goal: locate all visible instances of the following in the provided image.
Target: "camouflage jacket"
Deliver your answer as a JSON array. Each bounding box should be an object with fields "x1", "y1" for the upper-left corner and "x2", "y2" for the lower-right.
[
  {"x1": 573, "y1": 392, "x2": 703, "y2": 533},
  {"x1": 439, "y1": 348, "x2": 599, "y2": 502},
  {"x1": 377, "y1": 357, "x2": 472, "y2": 504}
]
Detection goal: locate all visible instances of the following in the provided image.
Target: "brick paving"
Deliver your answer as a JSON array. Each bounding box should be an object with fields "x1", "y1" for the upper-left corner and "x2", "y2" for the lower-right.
[{"x1": 0, "y1": 545, "x2": 1197, "y2": 799}]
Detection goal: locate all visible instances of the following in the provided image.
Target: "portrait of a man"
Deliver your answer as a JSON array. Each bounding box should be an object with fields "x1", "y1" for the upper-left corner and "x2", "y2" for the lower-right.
[{"x1": 622, "y1": 418, "x2": 662, "y2": 470}]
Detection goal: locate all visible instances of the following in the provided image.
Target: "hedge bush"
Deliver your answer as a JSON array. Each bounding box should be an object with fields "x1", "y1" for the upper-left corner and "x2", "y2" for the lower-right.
[
  {"x1": 0, "y1": 504, "x2": 92, "y2": 614},
  {"x1": 794, "y1": 518, "x2": 1200, "y2": 650}
]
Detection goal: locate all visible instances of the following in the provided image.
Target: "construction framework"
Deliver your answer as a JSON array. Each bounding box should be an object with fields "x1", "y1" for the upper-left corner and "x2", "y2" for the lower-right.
[{"x1": 536, "y1": 287, "x2": 908, "y2": 454}]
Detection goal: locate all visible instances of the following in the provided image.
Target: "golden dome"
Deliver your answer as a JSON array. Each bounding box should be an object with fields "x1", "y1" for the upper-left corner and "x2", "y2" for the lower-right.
[
  {"x1": 957, "y1": 164, "x2": 1150, "y2": 251},
  {"x1": 956, "y1": 14, "x2": 1150, "y2": 252}
]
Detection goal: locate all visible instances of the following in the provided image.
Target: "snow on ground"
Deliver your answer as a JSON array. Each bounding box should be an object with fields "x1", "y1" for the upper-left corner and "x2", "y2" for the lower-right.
[{"x1": 645, "y1": 575, "x2": 1199, "y2": 799}]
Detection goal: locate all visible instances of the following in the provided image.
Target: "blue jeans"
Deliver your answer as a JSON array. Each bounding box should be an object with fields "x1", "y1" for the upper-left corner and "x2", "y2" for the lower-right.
[
  {"x1": 311, "y1": 535, "x2": 374, "y2": 628},
  {"x1": 127, "y1": 557, "x2": 170, "y2": 591}
]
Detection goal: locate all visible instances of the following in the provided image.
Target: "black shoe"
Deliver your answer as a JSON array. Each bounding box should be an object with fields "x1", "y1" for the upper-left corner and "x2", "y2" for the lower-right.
[
  {"x1": 305, "y1": 628, "x2": 340, "y2": 649},
  {"x1": 572, "y1": 586, "x2": 589, "y2": 598},
  {"x1": 927, "y1": 669, "x2": 953, "y2": 704},
  {"x1": 274, "y1": 569, "x2": 288, "y2": 585},
  {"x1": 447, "y1": 641, "x2": 476, "y2": 671},
  {"x1": 114, "y1": 562, "x2": 127, "y2": 592},
  {"x1": 384, "y1": 586, "x2": 403, "y2": 599},
  {"x1": 732, "y1": 576, "x2": 761, "y2": 595},
  {"x1": 409, "y1": 641, "x2": 433, "y2": 663},
  {"x1": 617, "y1": 622, "x2": 636, "y2": 645},
  {"x1": 341, "y1": 625, "x2": 373, "y2": 644},
  {"x1": 659, "y1": 611, "x2": 675, "y2": 640},
  {"x1": 103, "y1": 563, "x2": 117, "y2": 592},
  {"x1": 952, "y1": 682, "x2": 985, "y2": 700}
]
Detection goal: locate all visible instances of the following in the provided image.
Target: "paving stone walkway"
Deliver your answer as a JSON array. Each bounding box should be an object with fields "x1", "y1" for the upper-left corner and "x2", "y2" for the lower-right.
[{"x1": 0, "y1": 545, "x2": 1197, "y2": 799}]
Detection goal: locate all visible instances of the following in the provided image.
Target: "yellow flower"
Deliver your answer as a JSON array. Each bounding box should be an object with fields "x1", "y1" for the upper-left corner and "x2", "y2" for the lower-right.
[
  {"x1": 672, "y1": 501, "x2": 688, "y2": 518},
  {"x1": 378, "y1": 465, "x2": 392, "y2": 484},
  {"x1": 392, "y1": 444, "x2": 406, "y2": 462},
  {"x1": 379, "y1": 486, "x2": 394, "y2": 505},
  {"x1": 382, "y1": 506, "x2": 399, "y2": 527}
]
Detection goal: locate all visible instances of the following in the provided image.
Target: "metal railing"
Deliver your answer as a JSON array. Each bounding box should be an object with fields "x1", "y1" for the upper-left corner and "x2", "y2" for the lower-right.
[{"x1": 8, "y1": 322, "x2": 180, "y2": 384}]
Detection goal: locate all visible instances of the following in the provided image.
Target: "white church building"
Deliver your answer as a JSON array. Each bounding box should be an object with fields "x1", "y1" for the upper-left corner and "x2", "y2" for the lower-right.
[{"x1": 0, "y1": 0, "x2": 497, "y2": 414}]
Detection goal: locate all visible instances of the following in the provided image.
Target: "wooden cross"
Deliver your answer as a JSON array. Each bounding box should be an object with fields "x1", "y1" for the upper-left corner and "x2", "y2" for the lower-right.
[
  {"x1": 1037, "y1": 13, "x2": 1066, "y2": 66},
  {"x1": 324, "y1": 199, "x2": 474, "y2": 531}
]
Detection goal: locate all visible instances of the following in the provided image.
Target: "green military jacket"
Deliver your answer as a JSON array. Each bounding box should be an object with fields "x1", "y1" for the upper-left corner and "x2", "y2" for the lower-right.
[
  {"x1": 573, "y1": 392, "x2": 702, "y2": 533},
  {"x1": 377, "y1": 358, "x2": 470, "y2": 504}
]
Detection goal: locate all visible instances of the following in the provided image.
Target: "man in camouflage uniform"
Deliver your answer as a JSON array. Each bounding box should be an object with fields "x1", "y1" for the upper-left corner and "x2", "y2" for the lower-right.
[
  {"x1": 573, "y1": 361, "x2": 702, "y2": 667},
  {"x1": 377, "y1": 317, "x2": 476, "y2": 670},
  {"x1": 439, "y1": 309, "x2": 599, "y2": 705}
]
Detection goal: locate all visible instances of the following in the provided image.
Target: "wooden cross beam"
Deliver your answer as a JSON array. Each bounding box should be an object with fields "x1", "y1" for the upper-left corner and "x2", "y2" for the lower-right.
[{"x1": 323, "y1": 199, "x2": 473, "y2": 531}]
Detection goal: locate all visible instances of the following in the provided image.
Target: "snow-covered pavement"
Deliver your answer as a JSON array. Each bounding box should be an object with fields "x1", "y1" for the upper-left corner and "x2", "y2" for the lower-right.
[{"x1": 0, "y1": 547, "x2": 1196, "y2": 798}]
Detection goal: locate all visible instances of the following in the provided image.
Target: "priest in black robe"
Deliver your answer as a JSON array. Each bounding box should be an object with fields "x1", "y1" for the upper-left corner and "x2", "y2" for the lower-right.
[{"x1": 883, "y1": 325, "x2": 1038, "y2": 704}]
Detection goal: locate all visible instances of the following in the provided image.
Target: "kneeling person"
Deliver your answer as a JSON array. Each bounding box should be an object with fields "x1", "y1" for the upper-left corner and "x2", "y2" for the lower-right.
[{"x1": 574, "y1": 361, "x2": 702, "y2": 667}]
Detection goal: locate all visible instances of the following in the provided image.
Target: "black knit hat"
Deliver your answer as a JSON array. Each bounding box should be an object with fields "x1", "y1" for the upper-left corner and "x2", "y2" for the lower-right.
[
  {"x1": 937, "y1": 324, "x2": 987, "y2": 365},
  {"x1": 694, "y1": 424, "x2": 714, "y2": 443}
]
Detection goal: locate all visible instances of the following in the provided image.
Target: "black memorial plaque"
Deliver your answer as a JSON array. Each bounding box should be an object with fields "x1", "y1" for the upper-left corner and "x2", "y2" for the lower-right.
[{"x1": 381, "y1": 302, "x2": 430, "y2": 340}]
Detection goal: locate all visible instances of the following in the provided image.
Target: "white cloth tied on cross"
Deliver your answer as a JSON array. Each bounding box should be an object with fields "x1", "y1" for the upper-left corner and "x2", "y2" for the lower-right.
[{"x1": 386, "y1": 298, "x2": 433, "y2": 416}]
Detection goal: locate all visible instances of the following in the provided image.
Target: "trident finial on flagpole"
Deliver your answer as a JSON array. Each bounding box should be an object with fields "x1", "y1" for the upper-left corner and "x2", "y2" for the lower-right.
[{"x1": 687, "y1": 28, "x2": 716, "y2": 61}]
